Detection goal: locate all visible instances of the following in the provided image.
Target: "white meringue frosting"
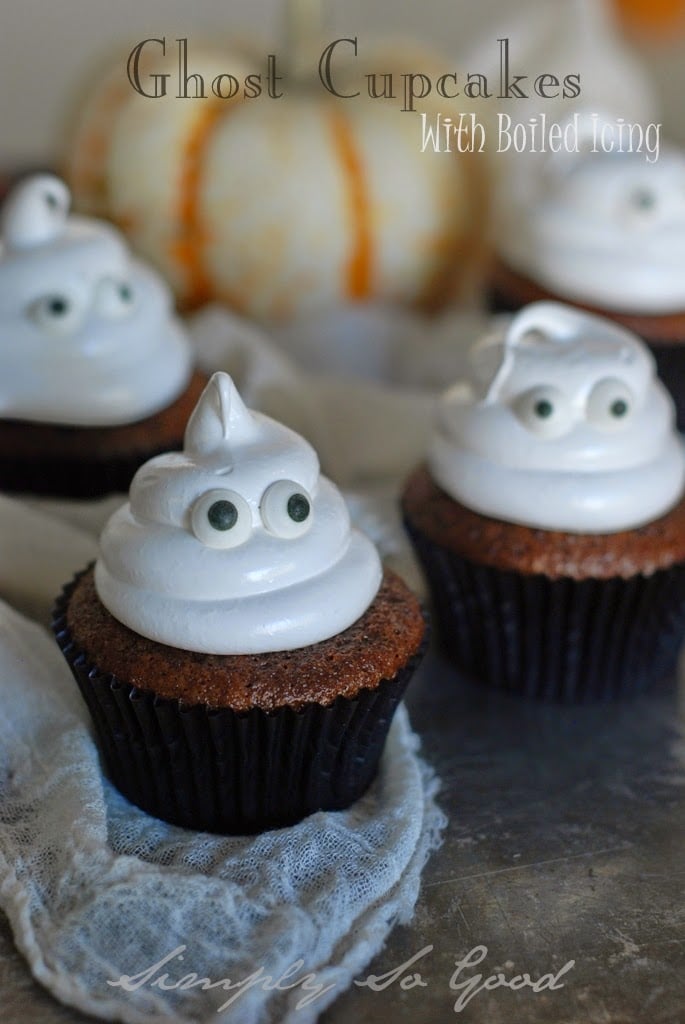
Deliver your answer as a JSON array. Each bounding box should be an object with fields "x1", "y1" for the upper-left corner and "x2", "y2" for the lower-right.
[
  {"x1": 0, "y1": 174, "x2": 192, "y2": 426},
  {"x1": 498, "y1": 139, "x2": 685, "y2": 314},
  {"x1": 429, "y1": 303, "x2": 685, "y2": 533},
  {"x1": 95, "y1": 372, "x2": 383, "y2": 654}
]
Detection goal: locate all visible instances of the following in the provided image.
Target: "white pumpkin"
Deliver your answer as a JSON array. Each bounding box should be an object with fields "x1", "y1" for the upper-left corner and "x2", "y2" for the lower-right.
[{"x1": 67, "y1": 41, "x2": 484, "y2": 321}]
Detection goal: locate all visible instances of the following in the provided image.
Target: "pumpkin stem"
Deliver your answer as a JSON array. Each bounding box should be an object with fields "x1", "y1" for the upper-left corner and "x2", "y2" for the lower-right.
[{"x1": 286, "y1": 0, "x2": 326, "y2": 83}]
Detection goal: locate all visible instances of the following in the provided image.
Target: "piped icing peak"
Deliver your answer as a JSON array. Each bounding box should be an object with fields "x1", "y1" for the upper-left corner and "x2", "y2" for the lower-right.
[
  {"x1": 429, "y1": 303, "x2": 685, "y2": 533},
  {"x1": 497, "y1": 121, "x2": 685, "y2": 314},
  {"x1": 95, "y1": 372, "x2": 382, "y2": 654},
  {"x1": 0, "y1": 174, "x2": 192, "y2": 426},
  {"x1": 2, "y1": 175, "x2": 70, "y2": 250},
  {"x1": 184, "y1": 371, "x2": 259, "y2": 459}
]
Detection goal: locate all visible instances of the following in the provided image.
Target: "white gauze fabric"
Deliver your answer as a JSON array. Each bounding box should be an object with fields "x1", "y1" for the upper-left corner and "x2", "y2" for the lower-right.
[
  {"x1": 0, "y1": 599, "x2": 445, "y2": 1024},
  {"x1": 0, "y1": 302, "x2": 466, "y2": 1024}
]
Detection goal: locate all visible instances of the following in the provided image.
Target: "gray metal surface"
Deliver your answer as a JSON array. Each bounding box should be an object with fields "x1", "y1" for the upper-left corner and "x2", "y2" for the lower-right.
[{"x1": 1, "y1": 644, "x2": 683, "y2": 1023}]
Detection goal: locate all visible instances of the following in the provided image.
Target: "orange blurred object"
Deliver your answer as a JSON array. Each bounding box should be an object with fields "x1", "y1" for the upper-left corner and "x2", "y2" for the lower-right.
[{"x1": 613, "y1": 0, "x2": 685, "y2": 37}]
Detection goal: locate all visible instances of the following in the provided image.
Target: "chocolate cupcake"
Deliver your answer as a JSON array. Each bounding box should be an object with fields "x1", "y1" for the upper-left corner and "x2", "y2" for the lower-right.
[
  {"x1": 0, "y1": 174, "x2": 204, "y2": 497},
  {"x1": 489, "y1": 137, "x2": 685, "y2": 428},
  {"x1": 54, "y1": 372, "x2": 426, "y2": 833},
  {"x1": 403, "y1": 302, "x2": 685, "y2": 702}
]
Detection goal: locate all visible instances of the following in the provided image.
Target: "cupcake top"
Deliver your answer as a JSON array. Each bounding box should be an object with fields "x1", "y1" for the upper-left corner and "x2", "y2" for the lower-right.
[
  {"x1": 95, "y1": 372, "x2": 383, "y2": 653},
  {"x1": 429, "y1": 302, "x2": 685, "y2": 533},
  {"x1": 0, "y1": 174, "x2": 192, "y2": 426},
  {"x1": 497, "y1": 140, "x2": 685, "y2": 315}
]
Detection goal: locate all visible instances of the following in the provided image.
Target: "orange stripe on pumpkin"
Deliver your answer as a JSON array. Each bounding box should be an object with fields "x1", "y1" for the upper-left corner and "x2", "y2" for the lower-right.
[
  {"x1": 171, "y1": 100, "x2": 227, "y2": 308},
  {"x1": 327, "y1": 106, "x2": 372, "y2": 301},
  {"x1": 613, "y1": 0, "x2": 685, "y2": 34},
  {"x1": 69, "y1": 79, "x2": 131, "y2": 213}
]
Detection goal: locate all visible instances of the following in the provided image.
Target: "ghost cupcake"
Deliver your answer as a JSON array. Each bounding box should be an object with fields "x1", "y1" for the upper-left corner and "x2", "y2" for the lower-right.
[
  {"x1": 0, "y1": 174, "x2": 205, "y2": 497},
  {"x1": 402, "y1": 302, "x2": 685, "y2": 702},
  {"x1": 490, "y1": 139, "x2": 685, "y2": 428},
  {"x1": 54, "y1": 372, "x2": 426, "y2": 833}
]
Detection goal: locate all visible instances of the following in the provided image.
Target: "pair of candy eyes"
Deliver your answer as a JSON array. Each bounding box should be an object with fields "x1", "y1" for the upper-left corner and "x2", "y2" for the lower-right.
[
  {"x1": 514, "y1": 378, "x2": 633, "y2": 437},
  {"x1": 28, "y1": 279, "x2": 134, "y2": 334},
  {"x1": 191, "y1": 480, "x2": 312, "y2": 549}
]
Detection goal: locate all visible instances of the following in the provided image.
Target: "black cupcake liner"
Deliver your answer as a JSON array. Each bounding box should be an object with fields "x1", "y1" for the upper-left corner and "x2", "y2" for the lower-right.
[
  {"x1": 52, "y1": 575, "x2": 427, "y2": 834},
  {"x1": 649, "y1": 342, "x2": 685, "y2": 432},
  {"x1": 0, "y1": 443, "x2": 178, "y2": 499},
  {"x1": 487, "y1": 285, "x2": 522, "y2": 316},
  {"x1": 405, "y1": 518, "x2": 685, "y2": 703}
]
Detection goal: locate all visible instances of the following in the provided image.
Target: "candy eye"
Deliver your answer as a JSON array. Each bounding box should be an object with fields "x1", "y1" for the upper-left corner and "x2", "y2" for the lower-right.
[
  {"x1": 94, "y1": 277, "x2": 136, "y2": 318},
  {"x1": 586, "y1": 378, "x2": 635, "y2": 430},
  {"x1": 28, "y1": 294, "x2": 83, "y2": 335},
  {"x1": 260, "y1": 480, "x2": 313, "y2": 538},
  {"x1": 512, "y1": 385, "x2": 573, "y2": 438},
  {"x1": 191, "y1": 488, "x2": 251, "y2": 549},
  {"x1": 630, "y1": 187, "x2": 657, "y2": 213}
]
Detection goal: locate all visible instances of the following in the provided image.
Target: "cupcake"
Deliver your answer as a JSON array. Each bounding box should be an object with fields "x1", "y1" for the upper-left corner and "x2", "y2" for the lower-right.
[
  {"x1": 53, "y1": 372, "x2": 426, "y2": 833},
  {"x1": 489, "y1": 140, "x2": 685, "y2": 428},
  {"x1": 402, "y1": 302, "x2": 685, "y2": 702},
  {"x1": 0, "y1": 174, "x2": 205, "y2": 497}
]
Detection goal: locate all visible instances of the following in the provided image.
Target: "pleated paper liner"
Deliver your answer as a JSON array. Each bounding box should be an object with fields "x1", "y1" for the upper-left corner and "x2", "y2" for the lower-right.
[
  {"x1": 53, "y1": 575, "x2": 427, "y2": 835},
  {"x1": 0, "y1": 446, "x2": 171, "y2": 499},
  {"x1": 650, "y1": 342, "x2": 685, "y2": 431},
  {"x1": 405, "y1": 519, "x2": 685, "y2": 703}
]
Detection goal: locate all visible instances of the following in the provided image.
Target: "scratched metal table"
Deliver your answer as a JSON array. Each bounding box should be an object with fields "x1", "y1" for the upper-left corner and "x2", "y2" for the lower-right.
[{"x1": 1, "y1": 641, "x2": 684, "y2": 1024}]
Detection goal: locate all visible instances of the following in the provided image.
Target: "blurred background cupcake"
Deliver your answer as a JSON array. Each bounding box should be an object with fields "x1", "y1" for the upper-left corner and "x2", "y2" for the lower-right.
[{"x1": 0, "y1": 174, "x2": 205, "y2": 498}]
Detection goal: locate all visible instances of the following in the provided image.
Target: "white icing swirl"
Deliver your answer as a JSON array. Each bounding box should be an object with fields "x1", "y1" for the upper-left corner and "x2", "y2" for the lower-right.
[
  {"x1": 0, "y1": 174, "x2": 192, "y2": 426},
  {"x1": 428, "y1": 303, "x2": 685, "y2": 533},
  {"x1": 498, "y1": 139, "x2": 685, "y2": 314},
  {"x1": 95, "y1": 372, "x2": 383, "y2": 653}
]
